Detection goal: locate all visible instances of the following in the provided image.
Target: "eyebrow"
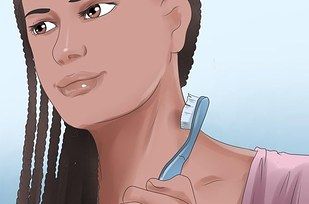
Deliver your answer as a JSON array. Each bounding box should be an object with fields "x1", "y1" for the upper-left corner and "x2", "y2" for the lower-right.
[
  {"x1": 24, "y1": 0, "x2": 82, "y2": 18},
  {"x1": 25, "y1": 8, "x2": 51, "y2": 18}
]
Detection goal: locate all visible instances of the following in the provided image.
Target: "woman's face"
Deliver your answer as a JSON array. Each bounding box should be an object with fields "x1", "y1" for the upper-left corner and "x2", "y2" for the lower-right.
[{"x1": 22, "y1": 0, "x2": 171, "y2": 128}]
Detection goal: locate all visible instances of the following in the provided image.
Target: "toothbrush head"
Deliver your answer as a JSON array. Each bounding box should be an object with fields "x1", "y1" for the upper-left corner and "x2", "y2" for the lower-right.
[{"x1": 180, "y1": 93, "x2": 200, "y2": 130}]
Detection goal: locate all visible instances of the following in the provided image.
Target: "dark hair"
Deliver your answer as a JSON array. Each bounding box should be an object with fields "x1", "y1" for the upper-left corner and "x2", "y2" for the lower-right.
[{"x1": 13, "y1": 0, "x2": 202, "y2": 203}]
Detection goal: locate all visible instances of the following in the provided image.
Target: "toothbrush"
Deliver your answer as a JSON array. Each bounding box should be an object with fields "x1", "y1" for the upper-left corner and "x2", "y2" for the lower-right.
[{"x1": 158, "y1": 94, "x2": 210, "y2": 181}]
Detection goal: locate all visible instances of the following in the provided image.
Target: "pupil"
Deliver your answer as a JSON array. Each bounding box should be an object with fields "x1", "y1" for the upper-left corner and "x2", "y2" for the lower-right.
[
  {"x1": 36, "y1": 23, "x2": 46, "y2": 33},
  {"x1": 88, "y1": 5, "x2": 100, "y2": 17}
]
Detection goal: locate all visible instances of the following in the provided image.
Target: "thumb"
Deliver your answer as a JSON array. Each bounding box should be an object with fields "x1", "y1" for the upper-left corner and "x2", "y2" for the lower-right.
[
  {"x1": 145, "y1": 175, "x2": 196, "y2": 204},
  {"x1": 146, "y1": 178, "x2": 167, "y2": 191}
]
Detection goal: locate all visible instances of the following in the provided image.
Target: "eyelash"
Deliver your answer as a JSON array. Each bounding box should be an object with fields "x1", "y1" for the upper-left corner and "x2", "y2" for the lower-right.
[
  {"x1": 78, "y1": 2, "x2": 117, "y2": 18},
  {"x1": 28, "y1": 24, "x2": 36, "y2": 34},
  {"x1": 28, "y1": 20, "x2": 57, "y2": 36}
]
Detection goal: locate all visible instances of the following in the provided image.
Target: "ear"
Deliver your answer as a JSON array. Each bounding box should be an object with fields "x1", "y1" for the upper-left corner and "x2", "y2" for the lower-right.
[{"x1": 160, "y1": 0, "x2": 192, "y2": 53}]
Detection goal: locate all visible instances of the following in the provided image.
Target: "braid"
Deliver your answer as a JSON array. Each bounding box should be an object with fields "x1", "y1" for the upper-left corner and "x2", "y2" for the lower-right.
[
  {"x1": 28, "y1": 86, "x2": 49, "y2": 204},
  {"x1": 81, "y1": 130, "x2": 99, "y2": 204},
  {"x1": 14, "y1": 0, "x2": 38, "y2": 202},
  {"x1": 179, "y1": 0, "x2": 202, "y2": 87},
  {"x1": 55, "y1": 124, "x2": 99, "y2": 204},
  {"x1": 16, "y1": 57, "x2": 37, "y2": 204},
  {"x1": 65, "y1": 126, "x2": 84, "y2": 204},
  {"x1": 65, "y1": 128, "x2": 97, "y2": 204},
  {"x1": 55, "y1": 123, "x2": 74, "y2": 204},
  {"x1": 41, "y1": 107, "x2": 61, "y2": 204}
]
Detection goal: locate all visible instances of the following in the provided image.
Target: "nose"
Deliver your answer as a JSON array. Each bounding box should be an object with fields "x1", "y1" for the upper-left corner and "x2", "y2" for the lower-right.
[{"x1": 52, "y1": 26, "x2": 87, "y2": 66}]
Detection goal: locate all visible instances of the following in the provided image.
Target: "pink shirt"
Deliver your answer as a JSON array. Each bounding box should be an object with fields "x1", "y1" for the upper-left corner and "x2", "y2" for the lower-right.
[{"x1": 242, "y1": 147, "x2": 309, "y2": 204}]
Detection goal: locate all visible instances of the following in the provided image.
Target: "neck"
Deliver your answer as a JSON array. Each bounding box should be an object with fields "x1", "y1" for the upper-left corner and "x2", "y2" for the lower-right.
[{"x1": 87, "y1": 54, "x2": 190, "y2": 202}]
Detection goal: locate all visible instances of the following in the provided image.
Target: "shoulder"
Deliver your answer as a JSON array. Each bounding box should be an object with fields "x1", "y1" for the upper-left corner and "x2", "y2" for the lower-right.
[
  {"x1": 185, "y1": 131, "x2": 257, "y2": 181},
  {"x1": 183, "y1": 132, "x2": 257, "y2": 203},
  {"x1": 183, "y1": 131, "x2": 256, "y2": 203}
]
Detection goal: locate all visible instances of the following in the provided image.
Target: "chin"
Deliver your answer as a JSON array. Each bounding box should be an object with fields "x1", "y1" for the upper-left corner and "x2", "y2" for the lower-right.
[{"x1": 62, "y1": 110, "x2": 122, "y2": 130}]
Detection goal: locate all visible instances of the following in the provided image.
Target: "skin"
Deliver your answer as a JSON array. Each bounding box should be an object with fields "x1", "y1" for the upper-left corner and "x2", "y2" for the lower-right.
[{"x1": 22, "y1": 0, "x2": 257, "y2": 203}]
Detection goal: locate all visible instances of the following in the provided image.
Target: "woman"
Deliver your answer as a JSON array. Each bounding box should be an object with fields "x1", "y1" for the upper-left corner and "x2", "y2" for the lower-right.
[{"x1": 13, "y1": 0, "x2": 309, "y2": 203}]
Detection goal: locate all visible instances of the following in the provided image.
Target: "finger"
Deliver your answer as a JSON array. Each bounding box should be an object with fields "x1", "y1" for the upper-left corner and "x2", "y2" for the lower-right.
[
  {"x1": 122, "y1": 185, "x2": 188, "y2": 204},
  {"x1": 145, "y1": 175, "x2": 196, "y2": 204}
]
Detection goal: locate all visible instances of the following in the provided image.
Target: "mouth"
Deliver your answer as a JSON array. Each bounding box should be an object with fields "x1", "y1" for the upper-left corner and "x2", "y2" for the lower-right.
[{"x1": 55, "y1": 71, "x2": 106, "y2": 98}]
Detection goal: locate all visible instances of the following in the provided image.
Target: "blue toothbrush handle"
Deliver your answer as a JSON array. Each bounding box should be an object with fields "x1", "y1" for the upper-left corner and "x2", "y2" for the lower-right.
[{"x1": 158, "y1": 96, "x2": 210, "y2": 180}]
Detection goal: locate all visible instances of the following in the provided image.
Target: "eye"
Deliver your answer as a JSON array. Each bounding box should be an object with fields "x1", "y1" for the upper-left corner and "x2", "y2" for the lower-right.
[
  {"x1": 30, "y1": 21, "x2": 56, "y2": 35},
  {"x1": 80, "y1": 3, "x2": 116, "y2": 19}
]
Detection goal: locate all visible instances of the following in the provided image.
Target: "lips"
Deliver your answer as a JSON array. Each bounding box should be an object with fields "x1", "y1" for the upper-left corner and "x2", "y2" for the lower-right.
[{"x1": 55, "y1": 71, "x2": 105, "y2": 97}]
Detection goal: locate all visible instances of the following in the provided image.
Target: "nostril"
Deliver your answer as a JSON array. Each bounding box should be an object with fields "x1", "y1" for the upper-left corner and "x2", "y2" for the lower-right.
[
  {"x1": 54, "y1": 45, "x2": 87, "y2": 66},
  {"x1": 82, "y1": 45, "x2": 87, "y2": 56},
  {"x1": 68, "y1": 54, "x2": 82, "y2": 60},
  {"x1": 58, "y1": 59, "x2": 65, "y2": 65}
]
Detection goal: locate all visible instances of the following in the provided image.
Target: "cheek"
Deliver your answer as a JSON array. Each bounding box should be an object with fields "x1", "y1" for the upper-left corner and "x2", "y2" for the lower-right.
[
  {"x1": 29, "y1": 34, "x2": 60, "y2": 104},
  {"x1": 87, "y1": 3, "x2": 170, "y2": 94}
]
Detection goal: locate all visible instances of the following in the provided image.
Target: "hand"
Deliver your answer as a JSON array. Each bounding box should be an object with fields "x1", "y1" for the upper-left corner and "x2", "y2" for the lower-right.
[{"x1": 121, "y1": 174, "x2": 197, "y2": 204}]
